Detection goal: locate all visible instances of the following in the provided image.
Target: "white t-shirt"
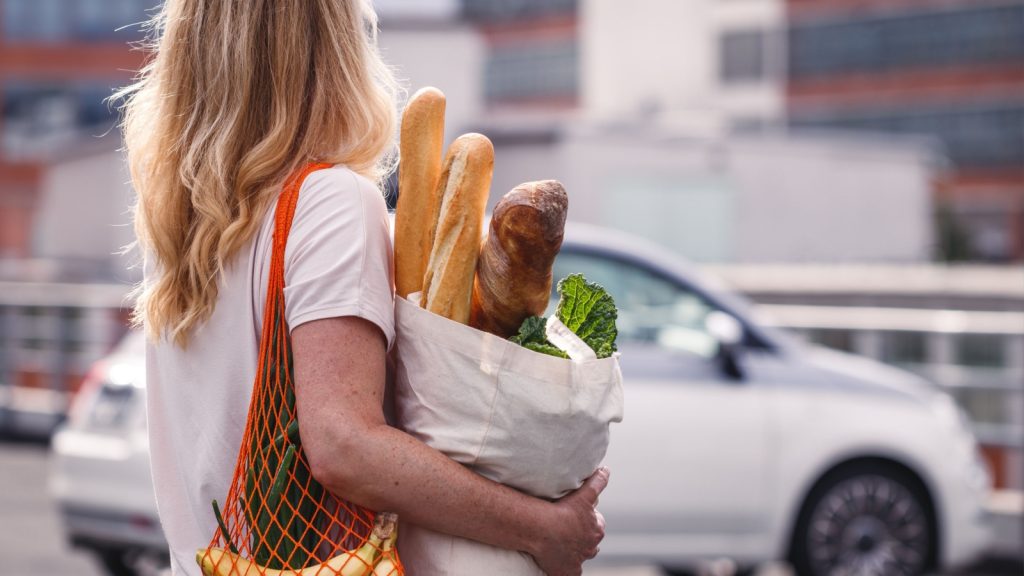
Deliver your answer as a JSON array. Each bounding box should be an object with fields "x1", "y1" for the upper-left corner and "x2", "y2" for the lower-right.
[{"x1": 144, "y1": 166, "x2": 396, "y2": 575}]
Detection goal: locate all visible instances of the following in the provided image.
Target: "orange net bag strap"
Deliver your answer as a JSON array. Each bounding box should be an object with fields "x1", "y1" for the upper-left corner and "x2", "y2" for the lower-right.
[
  {"x1": 198, "y1": 162, "x2": 403, "y2": 576},
  {"x1": 268, "y1": 162, "x2": 333, "y2": 307}
]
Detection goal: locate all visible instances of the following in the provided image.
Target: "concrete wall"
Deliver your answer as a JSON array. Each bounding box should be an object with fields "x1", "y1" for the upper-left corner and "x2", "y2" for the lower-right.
[
  {"x1": 581, "y1": 0, "x2": 784, "y2": 132},
  {"x1": 34, "y1": 149, "x2": 134, "y2": 265},
  {"x1": 490, "y1": 126, "x2": 934, "y2": 263},
  {"x1": 378, "y1": 23, "x2": 484, "y2": 143},
  {"x1": 582, "y1": 0, "x2": 717, "y2": 126},
  {"x1": 374, "y1": 0, "x2": 459, "y2": 20},
  {"x1": 488, "y1": 140, "x2": 564, "y2": 212},
  {"x1": 729, "y1": 134, "x2": 934, "y2": 262}
]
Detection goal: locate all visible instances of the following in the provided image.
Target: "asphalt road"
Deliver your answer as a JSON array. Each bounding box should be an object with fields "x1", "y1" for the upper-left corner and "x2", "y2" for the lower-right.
[
  {"x1": 1, "y1": 437, "x2": 1018, "y2": 576},
  {"x1": 0, "y1": 435, "x2": 655, "y2": 576},
  {"x1": 1, "y1": 437, "x2": 103, "y2": 576}
]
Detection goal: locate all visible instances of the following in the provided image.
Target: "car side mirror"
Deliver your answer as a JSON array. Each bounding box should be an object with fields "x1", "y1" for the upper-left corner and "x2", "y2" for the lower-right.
[{"x1": 705, "y1": 311, "x2": 745, "y2": 380}]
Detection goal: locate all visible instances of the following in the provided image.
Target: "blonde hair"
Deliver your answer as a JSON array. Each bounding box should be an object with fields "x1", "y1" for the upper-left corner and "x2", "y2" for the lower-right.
[{"x1": 120, "y1": 0, "x2": 398, "y2": 347}]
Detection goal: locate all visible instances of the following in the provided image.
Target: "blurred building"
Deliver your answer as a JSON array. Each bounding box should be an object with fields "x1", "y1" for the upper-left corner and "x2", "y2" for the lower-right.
[
  {"x1": 462, "y1": 0, "x2": 786, "y2": 132},
  {"x1": 377, "y1": 1, "x2": 483, "y2": 146},
  {"x1": 785, "y1": 0, "x2": 1024, "y2": 262},
  {"x1": 0, "y1": 1, "x2": 151, "y2": 434},
  {"x1": 0, "y1": 0, "x2": 151, "y2": 260},
  {"x1": 463, "y1": 0, "x2": 1024, "y2": 263},
  {"x1": 462, "y1": 0, "x2": 936, "y2": 264},
  {"x1": 486, "y1": 124, "x2": 936, "y2": 263}
]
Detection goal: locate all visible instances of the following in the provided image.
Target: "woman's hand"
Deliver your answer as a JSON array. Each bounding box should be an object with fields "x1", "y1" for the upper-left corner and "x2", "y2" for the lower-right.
[
  {"x1": 530, "y1": 468, "x2": 610, "y2": 576},
  {"x1": 294, "y1": 316, "x2": 610, "y2": 568}
]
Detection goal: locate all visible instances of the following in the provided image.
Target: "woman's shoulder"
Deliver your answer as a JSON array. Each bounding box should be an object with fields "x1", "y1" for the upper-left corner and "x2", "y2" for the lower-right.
[
  {"x1": 299, "y1": 164, "x2": 387, "y2": 215},
  {"x1": 287, "y1": 164, "x2": 391, "y2": 248}
]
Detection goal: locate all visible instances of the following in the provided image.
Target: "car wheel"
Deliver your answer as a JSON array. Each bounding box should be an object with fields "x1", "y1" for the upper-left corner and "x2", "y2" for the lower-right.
[
  {"x1": 790, "y1": 464, "x2": 935, "y2": 576},
  {"x1": 96, "y1": 549, "x2": 139, "y2": 576}
]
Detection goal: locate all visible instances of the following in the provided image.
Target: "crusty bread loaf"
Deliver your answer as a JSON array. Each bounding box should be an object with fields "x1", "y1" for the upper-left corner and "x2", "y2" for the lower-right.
[
  {"x1": 470, "y1": 181, "x2": 568, "y2": 338},
  {"x1": 394, "y1": 87, "x2": 446, "y2": 298},
  {"x1": 421, "y1": 133, "x2": 495, "y2": 323}
]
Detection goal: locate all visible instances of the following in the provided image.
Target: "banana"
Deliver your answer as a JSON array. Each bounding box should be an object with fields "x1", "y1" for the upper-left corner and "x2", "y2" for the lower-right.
[
  {"x1": 371, "y1": 556, "x2": 398, "y2": 576},
  {"x1": 371, "y1": 519, "x2": 399, "y2": 576},
  {"x1": 197, "y1": 513, "x2": 399, "y2": 576}
]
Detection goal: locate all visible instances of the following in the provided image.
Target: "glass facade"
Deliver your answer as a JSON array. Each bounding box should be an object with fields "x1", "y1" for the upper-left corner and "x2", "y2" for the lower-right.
[
  {"x1": 881, "y1": 330, "x2": 928, "y2": 366},
  {"x1": 462, "y1": 0, "x2": 576, "y2": 23},
  {"x1": 485, "y1": 40, "x2": 578, "y2": 103},
  {"x1": 957, "y1": 334, "x2": 1007, "y2": 368},
  {"x1": 789, "y1": 4, "x2": 1024, "y2": 79},
  {"x1": 1, "y1": 0, "x2": 157, "y2": 43},
  {"x1": 2, "y1": 82, "x2": 119, "y2": 158},
  {"x1": 721, "y1": 29, "x2": 766, "y2": 84},
  {"x1": 791, "y1": 103, "x2": 1024, "y2": 168}
]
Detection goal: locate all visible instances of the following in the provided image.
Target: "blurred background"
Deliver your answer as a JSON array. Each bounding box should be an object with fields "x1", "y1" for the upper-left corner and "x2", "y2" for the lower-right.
[{"x1": 0, "y1": 0, "x2": 1021, "y2": 575}]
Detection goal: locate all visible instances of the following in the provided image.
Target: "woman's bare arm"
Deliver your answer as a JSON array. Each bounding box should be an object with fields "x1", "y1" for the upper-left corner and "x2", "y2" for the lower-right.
[{"x1": 291, "y1": 316, "x2": 607, "y2": 576}]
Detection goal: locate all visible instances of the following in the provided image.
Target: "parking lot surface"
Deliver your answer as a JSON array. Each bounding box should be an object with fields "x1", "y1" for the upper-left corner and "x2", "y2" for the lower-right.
[{"x1": 1, "y1": 437, "x2": 1018, "y2": 576}]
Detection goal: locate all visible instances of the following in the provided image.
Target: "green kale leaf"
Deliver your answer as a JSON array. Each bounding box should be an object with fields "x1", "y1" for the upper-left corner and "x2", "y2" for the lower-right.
[
  {"x1": 555, "y1": 274, "x2": 618, "y2": 359},
  {"x1": 508, "y1": 274, "x2": 618, "y2": 359},
  {"x1": 510, "y1": 316, "x2": 548, "y2": 347}
]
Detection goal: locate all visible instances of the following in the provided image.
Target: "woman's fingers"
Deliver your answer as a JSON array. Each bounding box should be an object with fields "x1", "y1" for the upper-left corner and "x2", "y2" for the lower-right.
[{"x1": 578, "y1": 467, "x2": 610, "y2": 507}]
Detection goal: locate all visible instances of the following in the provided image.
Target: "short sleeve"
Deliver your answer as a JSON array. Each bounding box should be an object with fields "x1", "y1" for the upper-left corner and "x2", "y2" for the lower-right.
[{"x1": 282, "y1": 167, "x2": 396, "y2": 350}]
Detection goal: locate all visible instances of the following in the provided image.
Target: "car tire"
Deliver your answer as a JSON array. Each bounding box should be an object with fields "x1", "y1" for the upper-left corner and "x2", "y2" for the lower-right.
[
  {"x1": 789, "y1": 463, "x2": 936, "y2": 576},
  {"x1": 96, "y1": 549, "x2": 139, "y2": 576}
]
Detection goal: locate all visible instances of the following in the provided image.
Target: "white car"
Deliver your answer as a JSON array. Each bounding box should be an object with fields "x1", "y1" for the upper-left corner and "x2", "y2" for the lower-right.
[
  {"x1": 553, "y1": 223, "x2": 991, "y2": 575},
  {"x1": 50, "y1": 222, "x2": 992, "y2": 576},
  {"x1": 50, "y1": 331, "x2": 166, "y2": 576}
]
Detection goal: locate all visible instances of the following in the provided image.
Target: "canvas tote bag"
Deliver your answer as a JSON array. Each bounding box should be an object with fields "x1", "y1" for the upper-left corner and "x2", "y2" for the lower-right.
[{"x1": 392, "y1": 293, "x2": 624, "y2": 574}]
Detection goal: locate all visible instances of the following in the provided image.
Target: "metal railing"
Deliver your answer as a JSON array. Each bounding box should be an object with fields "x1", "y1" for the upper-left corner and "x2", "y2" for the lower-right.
[{"x1": 0, "y1": 280, "x2": 129, "y2": 435}]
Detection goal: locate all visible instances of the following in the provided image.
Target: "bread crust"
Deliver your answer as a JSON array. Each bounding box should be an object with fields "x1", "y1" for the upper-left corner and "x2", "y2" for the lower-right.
[
  {"x1": 395, "y1": 87, "x2": 446, "y2": 298},
  {"x1": 421, "y1": 133, "x2": 495, "y2": 323},
  {"x1": 470, "y1": 180, "x2": 568, "y2": 337}
]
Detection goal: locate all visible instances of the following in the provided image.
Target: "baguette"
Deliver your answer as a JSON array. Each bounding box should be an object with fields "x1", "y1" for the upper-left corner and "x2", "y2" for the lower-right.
[
  {"x1": 421, "y1": 133, "x2": 495, "y2": 323},
  {"x1": 394, "y1": 87, "x2": 446, "y2": 298},
  {"x1": 470, "y1": 181, "x2": 568, "y2": 337}
]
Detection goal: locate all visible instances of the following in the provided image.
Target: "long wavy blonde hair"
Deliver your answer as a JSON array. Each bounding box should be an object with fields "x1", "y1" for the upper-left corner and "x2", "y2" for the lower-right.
[{"x1": 120, "y1": 0, "x2": 398, "y2": 347}]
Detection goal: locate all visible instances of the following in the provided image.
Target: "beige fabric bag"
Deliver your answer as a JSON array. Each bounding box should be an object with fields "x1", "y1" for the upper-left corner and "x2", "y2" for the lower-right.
[{"x1": 392, "y1": 295, "x2": 624, "y2": 575}]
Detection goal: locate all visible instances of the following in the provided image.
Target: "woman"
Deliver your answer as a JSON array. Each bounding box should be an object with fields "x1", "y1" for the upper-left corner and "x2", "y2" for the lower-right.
[{"x1": 120, "y1": 1, "x2": 608, "y2": 575}]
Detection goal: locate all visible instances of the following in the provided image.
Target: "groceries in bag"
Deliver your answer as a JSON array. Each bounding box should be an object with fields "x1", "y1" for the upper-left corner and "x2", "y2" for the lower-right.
[
  {"x1": 199, "y1": 513, "x2": 400, "y2": 576},
  {"x1": 420, "y1": 133, "x2": 494, "y2": 324},
  {"x1": 394, "y1": 87, "x2": 446, "y2": 299},
  {"x1": 510, "y1": 274, "x2": 618, "y2": 360},
  {"x1": 391, "y1": 87, "x2": 623, "y2": 574},
  {"x1": 470, "y1": 180, "x2": 569, "y2": 338}
]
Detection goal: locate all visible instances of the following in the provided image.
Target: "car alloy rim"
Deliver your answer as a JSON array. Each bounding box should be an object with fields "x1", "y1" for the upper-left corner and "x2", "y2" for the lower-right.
[{"x1": 807, "y1": 474, "x2": 928, "y2": 576}]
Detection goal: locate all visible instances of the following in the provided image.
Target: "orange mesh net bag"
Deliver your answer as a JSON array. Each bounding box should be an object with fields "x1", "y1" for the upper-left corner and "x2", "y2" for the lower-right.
[{"x1": 196, "y1": 163, "x2": 403, "y2": 576}]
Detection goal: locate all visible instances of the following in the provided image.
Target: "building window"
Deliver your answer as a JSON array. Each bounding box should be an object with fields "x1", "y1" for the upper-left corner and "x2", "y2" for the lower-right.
[
  {"x1": 2, "y1": 0, "x2": 155, "y2": 43},
  {"x1": 485, "y1": 40, "x2": 578, "y2": 104},
  {"x1": 881, "y1": 331, "x2": 927, "y2": 366},
  {"x1": 956, "y1": 334, "x2": 1006, "y2": 368},
  {"x1": 790, "y1": 103, "x2": 1024, "y2": 168},
  {"x1": 805, "y1": 328, "x2": 855, "y2": 353},
  {"x1": 721, "y1": 29, "x2": 766, "y2": 84},
  {"x1": 789, "y1": 4, "x2": 1024, "y2": 79},
  {"x1": 463, "y1": 0, "x2": 577, "y2": 23},
  {"x1": 2, "y1": 82, "x2": 119, "y2": 159}
]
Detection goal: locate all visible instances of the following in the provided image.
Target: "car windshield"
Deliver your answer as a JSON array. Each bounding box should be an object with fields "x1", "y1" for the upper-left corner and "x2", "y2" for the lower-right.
[{"x1": 550, "y1": 250, "x2": 725, "y2": 357}]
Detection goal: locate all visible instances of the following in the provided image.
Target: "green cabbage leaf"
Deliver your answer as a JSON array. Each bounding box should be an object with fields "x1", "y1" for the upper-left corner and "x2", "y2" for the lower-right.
[{"x1": 509, "y1": 274, "x2": 618, "y2": 359}]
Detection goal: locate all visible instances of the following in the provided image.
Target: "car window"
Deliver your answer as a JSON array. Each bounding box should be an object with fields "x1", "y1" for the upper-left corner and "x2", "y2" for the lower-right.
[{"x1": 551, "y1": 250, "x2": 720, "y2": 357}]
